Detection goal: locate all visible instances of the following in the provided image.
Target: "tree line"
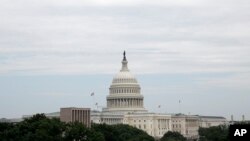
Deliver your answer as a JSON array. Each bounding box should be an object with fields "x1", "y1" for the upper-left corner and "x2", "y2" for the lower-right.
[
  {"x1": 199, "y1": 121, "x2": 250, "y2": 141},
  {"x1": 0, "y1": 114, "x2": 155, "y2": 141},
  {"x1": 2, "y1": 114, "x2": 248, "y2": 141}
]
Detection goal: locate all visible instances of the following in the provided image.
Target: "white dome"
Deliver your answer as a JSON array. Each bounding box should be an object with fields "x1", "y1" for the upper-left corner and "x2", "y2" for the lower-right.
[
  {"x1": 106, "y1": 51, "x2": 147, "y2": 113},
  {"x1": 111, "y1": 51, "x2": 138, "y2": 84},
  {"x1": 112, "y1": 71, "x2": 138, "y2": 84},
  {"x1": 114, "y1": 71, "x2": 135, "y2": 79}
]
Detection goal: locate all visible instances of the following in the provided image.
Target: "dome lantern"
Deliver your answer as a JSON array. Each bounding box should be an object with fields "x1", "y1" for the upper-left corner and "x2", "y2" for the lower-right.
[{"x1": 121, "y1": 51, "x2": 129, "y2": 72}]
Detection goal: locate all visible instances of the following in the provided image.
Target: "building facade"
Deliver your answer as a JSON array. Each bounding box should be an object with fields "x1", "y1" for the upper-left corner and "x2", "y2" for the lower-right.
[
  {"x1": 60, "y1": 107, "x2": 91, "y2": 127},
  {"x1": 123, "y1": 113, "x2": 172, "y2": 138},
  {"x1": 171, "y1": 114, "x2": 200, "y2": 139},
  {"x1": 199, "y1": 116, "x2": 227, "y2": 128}
]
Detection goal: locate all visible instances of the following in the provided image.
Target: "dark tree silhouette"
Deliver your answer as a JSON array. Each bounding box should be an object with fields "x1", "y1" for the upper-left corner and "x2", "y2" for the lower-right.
[{"x1": 160, "y1": 131, "x2": 186, "y2": 141}]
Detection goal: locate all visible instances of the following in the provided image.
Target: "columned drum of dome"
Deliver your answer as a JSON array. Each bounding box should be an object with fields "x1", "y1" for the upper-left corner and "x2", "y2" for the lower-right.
[{"x1": 106, "y1": 51, "x2": 147, "y2": 112}]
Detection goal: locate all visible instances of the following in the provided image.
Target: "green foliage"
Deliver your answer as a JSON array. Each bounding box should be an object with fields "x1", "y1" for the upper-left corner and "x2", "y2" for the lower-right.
[
  {"x1": 88, "y1": 130, "x2": 105, "y2": 141},
  {"x1": 198, "y1": 125, "x2": 229, "y2": 141},
  {"x1": 92, "y1": 123, "x2": 154, "y2": 141},
  {"x1": 160, "y1": 131, "x2": 186, "y2": 141},
  {"x1": 0, "y1": 114, "x2": 154, "y2": 141},
  {"x1": 64, "y1": 122, "x2": 90, "y2": 141},
  {"x1": 0, "y1": 114, "x2": 66, "y2": 141}
]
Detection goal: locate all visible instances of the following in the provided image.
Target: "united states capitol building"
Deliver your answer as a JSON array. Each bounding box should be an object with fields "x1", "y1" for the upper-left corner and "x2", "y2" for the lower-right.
[
  {"x1": 19, "y1": 51, "x2": 227, "y2": 139},
  {"x1": 91, "y1": 52, "x2": 227, "y2": 139}
]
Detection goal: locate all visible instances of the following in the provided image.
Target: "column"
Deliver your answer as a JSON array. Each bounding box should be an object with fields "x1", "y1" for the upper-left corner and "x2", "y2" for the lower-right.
[{"x1": 120, "y1": 99, "x2": 122, "y2": 107}]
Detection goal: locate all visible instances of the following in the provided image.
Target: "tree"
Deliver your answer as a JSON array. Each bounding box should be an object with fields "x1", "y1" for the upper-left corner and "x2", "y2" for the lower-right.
[
  {"x1": 160, "y1": 131, "x2": 186, "y2": 141},
  {"x1": 92, "y1": 123, "x2": 154, "y2": 141},
  {"x1": 64, "y1": 122, "x2": 91, "y2": 141},
  {"x1": 88, "y1": 130, "x2": 105, "y2": 141},
  {"x1": 0, "y1": 122, "x2": 14, "y2": 140},
  {"x1": 0, "y1": 114, "x2": 65, "y2": 141},
  {"x1": 198, "y1": 125, "x2": 229, "y2": 141}
]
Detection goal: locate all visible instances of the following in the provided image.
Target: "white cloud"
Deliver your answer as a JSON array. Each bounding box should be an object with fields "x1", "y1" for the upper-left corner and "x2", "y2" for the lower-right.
[
  {"x1": 0, "y1": 0, "x2": 250, "y2": 75},
  {"x1": 0, "y1": 0, "x2": 206, "y2": 7}
]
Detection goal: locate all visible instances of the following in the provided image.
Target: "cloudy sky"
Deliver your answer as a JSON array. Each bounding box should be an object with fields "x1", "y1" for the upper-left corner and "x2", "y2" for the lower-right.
[{"x1": 0, "y1": 0, "x2": 250, "y2": 120}]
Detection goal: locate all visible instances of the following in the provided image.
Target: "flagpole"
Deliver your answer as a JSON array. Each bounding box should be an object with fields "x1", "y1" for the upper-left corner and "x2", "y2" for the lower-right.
[
  {"x1": 91, "y1": 92, "x2": 95, "y2": 110},
  {"x1": 179, "y1": 100, "x2": 181, "y2": 114},
  {"x1": 158, "y1": 105, "x2": 161, "y2": 113},
  {"x1": 95, "y1": 102, "x2": 98, "y2": 110}
]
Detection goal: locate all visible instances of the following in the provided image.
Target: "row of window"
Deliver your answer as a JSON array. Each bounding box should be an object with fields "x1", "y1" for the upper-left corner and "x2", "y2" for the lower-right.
[
  {"x1": 113, "y1": 79, "x2": 137, "y2": 83},
  {"x1": 134, "y1": 119, "x2": 148, "y2": 122},
  {"x1": 172, "y1": 124, "x2": 182, "y2": 128},
  {"x1": 134, "y1": 124, "x2": 148, "y2": 129},
  {"x1": 172, "y1": 120, "x2": 181, "y2": 122},
  {"x1": 110, "y1": 88, "x2": 140, "y2": 94}
]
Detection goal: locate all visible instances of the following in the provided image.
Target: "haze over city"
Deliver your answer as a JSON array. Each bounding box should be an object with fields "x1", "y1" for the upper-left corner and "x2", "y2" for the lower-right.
[{"x1": 0, "y1": 0, "x2": 250, "y2": 120}]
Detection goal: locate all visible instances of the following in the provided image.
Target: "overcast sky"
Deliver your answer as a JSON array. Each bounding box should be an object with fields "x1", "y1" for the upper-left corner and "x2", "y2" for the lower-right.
[{"x1": 0, "y1": 0, "x2": 250, "y2": 120}]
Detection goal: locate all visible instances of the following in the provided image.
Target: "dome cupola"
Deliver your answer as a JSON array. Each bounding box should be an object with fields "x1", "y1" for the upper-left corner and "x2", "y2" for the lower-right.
[
  {"x1": 112, "y1": 51, "x2": 138, "y2": 84},
  {"x1": 106, "y1": 51, "x2": 147, "y2": 113}
]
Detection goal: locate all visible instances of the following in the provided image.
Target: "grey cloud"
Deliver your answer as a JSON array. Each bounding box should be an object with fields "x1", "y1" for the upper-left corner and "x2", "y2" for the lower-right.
[{"x1": 0, "y1": 0, "x2": 250, "y2": 75}]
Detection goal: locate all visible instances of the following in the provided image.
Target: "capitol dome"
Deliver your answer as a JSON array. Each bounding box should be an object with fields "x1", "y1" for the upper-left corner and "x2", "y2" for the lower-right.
[
  {"x1": 112, "y1": 70, "x2": 138, "y2": 84},
  {"x1": 106, "y1": 51, "x2": 147, "y2": 113}
]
